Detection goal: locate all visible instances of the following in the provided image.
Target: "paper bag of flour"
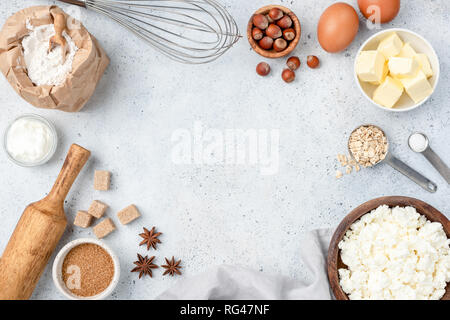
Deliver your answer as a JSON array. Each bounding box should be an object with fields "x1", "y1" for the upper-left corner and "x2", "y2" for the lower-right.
[{"x1": 0, "y1": 6, "x2": 109, "y2": 112}]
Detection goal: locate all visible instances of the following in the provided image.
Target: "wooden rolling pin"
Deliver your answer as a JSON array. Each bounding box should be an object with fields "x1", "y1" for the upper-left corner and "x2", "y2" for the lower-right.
[{"x1": 0, "y1": 144, "x2": 90, "y2": 300}]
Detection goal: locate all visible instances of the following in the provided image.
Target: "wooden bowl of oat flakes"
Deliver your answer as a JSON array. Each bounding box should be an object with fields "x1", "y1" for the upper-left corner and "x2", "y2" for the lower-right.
[
  {"x1": 328, "y1": 196, "x2": 450, "y2": 300},
  {"x1": 52, "y1": 238, "x2": 120, "y2": 300}
]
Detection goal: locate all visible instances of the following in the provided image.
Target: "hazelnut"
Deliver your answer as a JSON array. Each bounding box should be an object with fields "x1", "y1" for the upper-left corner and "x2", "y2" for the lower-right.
[
  {"x1": 256, "y1": 62, "x2": 270, "y2": 76},
  {"x1": 273, "y1": 38, "x2": 287, "y2": 52},
  {"x1": 252, "y1": 27, "x2": 264, "y2": 41},
  {"x1": 265, "y1": 24, "x2": 282, "y2": 39},
  {"x1": 258, "y1": 36, "x2": 273, "y2": 50},
  {"x1": 282, "y1": 68, "x2": 295, "y2": 83},
  {"x1": 265, "y1": 14, "x2": 274, "y2": 24},
  {"x1": 269, "y1": 8, "x2": 284, "y2": 21},
  {"x1": 252, "y1": 14, "x2": 268, "y2": 30},
  {"x1": 286, "y1": 56, "x2": 300, "y2": 70},
  {"x1": 283, "y1": 28, "x2": 296, "y2": 41},
  {"x1": 307, "y1": 55, "x2": 320, "y2": 69},
  {"x1": 277, "y1": 15, "x2": 292, "y2": 29}
]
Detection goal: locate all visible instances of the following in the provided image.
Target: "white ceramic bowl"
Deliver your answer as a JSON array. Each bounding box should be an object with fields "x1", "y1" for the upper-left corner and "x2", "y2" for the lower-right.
[
  {"x1": 52, "y1": 238, "x2": 120, "y2": 300},
  {"x1": 354, "y1": 28, "x2": 440, "y2": 112}
]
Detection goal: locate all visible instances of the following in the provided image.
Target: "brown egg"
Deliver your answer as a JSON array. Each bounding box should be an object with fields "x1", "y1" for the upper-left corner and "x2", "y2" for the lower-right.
[
  {"x1": 358, "y1": 0, "x2": 400, "y2": 23},
  {"x1": 317, "y1": 3, "x2": 359, "y2": 53}
]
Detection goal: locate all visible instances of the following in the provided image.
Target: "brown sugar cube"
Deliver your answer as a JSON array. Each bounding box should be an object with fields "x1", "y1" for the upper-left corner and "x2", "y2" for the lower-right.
[
  {"x1": 93, "y1": 218, "x2": 116, "y2": 239},
  {"x1": 88, "y1": 200, "x2": 108, "y2": 219},
  {"x1": 94, "y1": 170, "x2": 111, "y2": 191},
  {"x1": 73, "y1": 210, "x2": 93, "y2": 228},
  {"x1": 117, "y1": 204, "x2": 141, "y2": 225}
]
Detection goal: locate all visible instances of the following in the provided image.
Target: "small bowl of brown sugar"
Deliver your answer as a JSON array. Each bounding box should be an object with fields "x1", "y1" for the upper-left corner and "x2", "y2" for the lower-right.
[{"x1": 52, "y1": 238, "x2": 120, "y2": 300}]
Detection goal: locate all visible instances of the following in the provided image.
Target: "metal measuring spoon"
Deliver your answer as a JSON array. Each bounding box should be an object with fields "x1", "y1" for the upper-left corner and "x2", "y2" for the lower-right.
[
  {"x1": 348, "y1": 125, "x2": 437, "y2": 193},
  {"x1": 408, "y1": 133, "x2": 450, "y2": 184}
]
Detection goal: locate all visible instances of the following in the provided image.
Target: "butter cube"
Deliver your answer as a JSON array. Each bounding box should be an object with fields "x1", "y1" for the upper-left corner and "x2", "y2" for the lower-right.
[
  {"x1": 370, "y1": 62, "x2": 389, "y2": 85},
  {"x1": 414, "y1": 53, "x2": 433, "y2": 78},
  {"x1": 356, "y1": 50, "x2": 386, "y2": 83},
  {"x1": 388, "y1": 57, "x2": 419, "y2": 78},
  {"x1": 398, "y1": 43, "x2": 417, "y2": 58},
  {"x1": 378, "y1": 33, "x2": 403, "y2": 58},
  {"x1": 373, "y1": 76, "x2": 404, "y2": 108},
  {"x1": 399, "y1": 70, "x2": 433, "y2": 103}
]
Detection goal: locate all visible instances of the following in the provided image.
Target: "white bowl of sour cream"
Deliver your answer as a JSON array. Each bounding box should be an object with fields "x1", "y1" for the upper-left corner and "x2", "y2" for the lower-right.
[{"x1": 3, "y1": 114, "x2": 57, "y2": 166}]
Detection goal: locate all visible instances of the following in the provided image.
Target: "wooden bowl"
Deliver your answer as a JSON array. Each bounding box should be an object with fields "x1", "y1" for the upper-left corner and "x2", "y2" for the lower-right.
[
  {"x1": 327, "y1": 196, "x2": 450, "y2": 300},
  {"x1": 247, "y1": 5, "x2": 301, "y2": 59}
]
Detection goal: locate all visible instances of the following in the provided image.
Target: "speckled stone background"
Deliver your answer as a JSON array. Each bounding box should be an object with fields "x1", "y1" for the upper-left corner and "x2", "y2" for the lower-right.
[{"x1": 0, "y1": 0, "x2": 449, "y2": 299}]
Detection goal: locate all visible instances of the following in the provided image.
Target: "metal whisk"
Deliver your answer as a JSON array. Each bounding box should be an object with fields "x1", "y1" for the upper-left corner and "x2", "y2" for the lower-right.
[{"x1": 59, "y1": 0, "x2": 241, "y2": 64}]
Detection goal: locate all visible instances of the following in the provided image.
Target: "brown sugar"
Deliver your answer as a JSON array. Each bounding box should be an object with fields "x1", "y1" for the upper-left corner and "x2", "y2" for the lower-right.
[
  {"x1": 94, "y1": 170, "x2": 111, "y2": 191},
  {"x1": 73, "y1": 210, "x2": 93, "y2": 228},
  {"x1": 62, "y1": 243, "x2": 114, "y2": 297},
  {"x1": 88, "y1": 200, "x2": 108, "y2": 219},
  {"x1": 117, "y1": 204, "x2": 141, "y2": 225},
  {"x1": 93, "y1": 218, "x2": 116, "y2": 239}
]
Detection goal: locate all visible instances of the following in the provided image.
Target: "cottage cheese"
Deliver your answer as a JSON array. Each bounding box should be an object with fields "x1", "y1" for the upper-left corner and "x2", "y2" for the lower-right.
[{"x1": 338, "y1": 205, "x2": 450, "y2": 300}]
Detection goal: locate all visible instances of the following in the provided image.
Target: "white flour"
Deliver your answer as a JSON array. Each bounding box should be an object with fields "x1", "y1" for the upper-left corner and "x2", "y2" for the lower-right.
[{"x1": 22, "y1": 21, "x2": 78, "y2": 86}]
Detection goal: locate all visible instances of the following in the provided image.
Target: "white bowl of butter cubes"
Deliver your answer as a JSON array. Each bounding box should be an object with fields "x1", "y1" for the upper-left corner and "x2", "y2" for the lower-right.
[{"x1": 355, "y1": 28, "x2": 439, "y2": 112}]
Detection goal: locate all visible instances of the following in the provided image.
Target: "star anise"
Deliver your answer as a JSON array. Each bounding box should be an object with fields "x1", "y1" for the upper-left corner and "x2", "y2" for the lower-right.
[
  {"x1": 131, "y1": 254, "x2": 158, "y2": 278},
  {"x1": 139, "y1": 227, "x2": 162, "y2": 250},
  {"x1": 161, "y1": 256, "x2": 182, "y2": 276}
]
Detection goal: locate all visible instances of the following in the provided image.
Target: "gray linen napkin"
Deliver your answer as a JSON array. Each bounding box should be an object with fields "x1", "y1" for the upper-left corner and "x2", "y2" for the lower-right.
[{"x1": 157, "y1": 229, "x2": 334, "y2": 300}]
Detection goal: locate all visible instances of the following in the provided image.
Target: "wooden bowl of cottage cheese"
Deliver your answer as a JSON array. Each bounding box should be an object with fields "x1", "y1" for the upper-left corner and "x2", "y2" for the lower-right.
[{"x1": 328, "y1": 196, "x2": 450, "y2": 300}]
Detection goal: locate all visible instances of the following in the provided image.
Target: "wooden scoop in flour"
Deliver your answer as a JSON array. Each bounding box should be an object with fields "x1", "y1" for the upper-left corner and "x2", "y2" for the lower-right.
[
  {"x1": 48, "y1": 12, "x2": 68, "y2": 61},
  {"x1": 0, "y1": 144, "x2": 90, "y2": 300}
]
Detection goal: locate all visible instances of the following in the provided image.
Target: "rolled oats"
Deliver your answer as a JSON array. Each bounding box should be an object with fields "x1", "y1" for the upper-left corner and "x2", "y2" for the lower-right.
[
  {"x1": 349, "y1": 125, "x2": 388, "y2": 168},
  {"x1": 337, "y1": 154, "x2": 348, "y2": 166},
  {"x1": 346, "y1": 165, "x2": 352, "y2": 174}
]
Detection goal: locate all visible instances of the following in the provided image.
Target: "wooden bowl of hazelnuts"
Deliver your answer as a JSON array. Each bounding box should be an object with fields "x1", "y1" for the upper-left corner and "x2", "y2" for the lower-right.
[{"x1": 247, "y1": 5, "x2": 301, "y2": 58}]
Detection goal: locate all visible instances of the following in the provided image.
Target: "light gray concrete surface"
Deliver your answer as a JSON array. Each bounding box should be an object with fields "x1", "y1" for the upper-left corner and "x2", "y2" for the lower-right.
[{"x1": 0, "y1": 0, "x2": 449, "y2": 299}]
